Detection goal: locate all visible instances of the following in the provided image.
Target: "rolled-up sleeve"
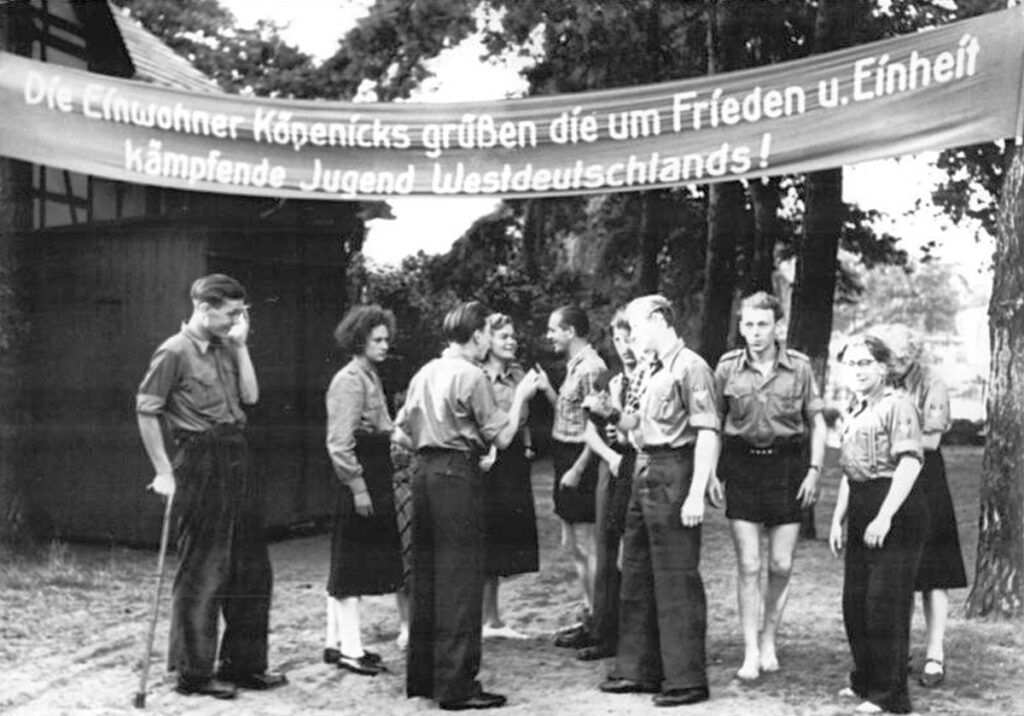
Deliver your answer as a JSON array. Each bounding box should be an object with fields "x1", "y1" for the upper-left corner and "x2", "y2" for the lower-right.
[
  {"x1": 686, "y1": 363, "x2": 721, "y2": 431},
  {"x1": 136, "y1": 347, "x2": 179, "y2": 416},
  {"x1": 326, "y1": 371, "x2": 368, "y2": 494},
  {"x1": 888, "y1": 395, "x2": 923, "y2": 463}
]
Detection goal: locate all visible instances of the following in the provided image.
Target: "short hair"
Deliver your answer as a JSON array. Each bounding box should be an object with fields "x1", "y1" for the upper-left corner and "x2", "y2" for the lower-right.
[
  {"x1": 443, "y1": 301, "x2": 490, "y2": 344},
  {"x1": 739, "y1": 291, "x2": 784, "y2": 322},
  {"x1": 333, "y1": 304, "x2": 396, "y2": 355},
  {"x1": 553, "y1": 305, "x2": 590, "y2": 339},
  {"x1": 487, "y1": 312, "x2": 514, "y2": 334},
  {"x1": 838, "y1": 333, "x2": 892, "y2": 365},
  {"x1": 190, "y1": 274, "x2": 246, "y2": 307},
  {"x1": 626, "y1": 294, "x2": 676, "y2": 328},
  {"x1": 871, "y1": 323, "x2": 922, "y2": 362},
  {"x1": 611, "y1": 308, "x2": 630, "y2": 333}
]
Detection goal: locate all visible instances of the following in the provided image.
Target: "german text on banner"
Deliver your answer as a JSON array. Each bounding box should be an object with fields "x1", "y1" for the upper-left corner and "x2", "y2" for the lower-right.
[{"x1": 1, "y1": 9, "x2": 1022, "y2": 200}]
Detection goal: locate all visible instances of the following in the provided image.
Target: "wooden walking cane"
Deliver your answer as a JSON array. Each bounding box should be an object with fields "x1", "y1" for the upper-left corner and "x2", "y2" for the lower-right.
[{"x1": 133, "y1": 491, "x2": 175, "y2": 709}]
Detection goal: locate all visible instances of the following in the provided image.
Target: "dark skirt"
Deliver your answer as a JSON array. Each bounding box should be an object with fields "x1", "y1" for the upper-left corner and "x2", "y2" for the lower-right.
[
  {"x1": 484, "y1": 439, "x2": 539, "y2": 578},
  {"x1": 551, "y1": 439, "x2": 599, "y2": 524},
  {"x1": 327, "y1": 433, "x2": 402, "y2": 598},
  {"x1": 914, "y1": 449, "x2": 968, "y2": 591}
]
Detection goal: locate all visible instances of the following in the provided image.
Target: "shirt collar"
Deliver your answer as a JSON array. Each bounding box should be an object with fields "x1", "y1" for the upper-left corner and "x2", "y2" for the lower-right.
[
  {"x1": 181, "y1": 322, "x2": 215, "y2": 354},
  {"x1": 567, "y1": 343, "x2": 596, "y2": 373},
  {"x1": 853, "y1": 383, "x2": 890, "y2": 413},
  {"x1": 442, "y1": 344, "x2": 478, "y2": 365},
  {"x1": 659, "y1": 339, "x2": 685, "y2": 369},
  {"x1": 739, "y1": 342, "x2": 792, "y2": 371},
  {"x1": 483, "y1": 361, "x2": 517, "y2": 385}
]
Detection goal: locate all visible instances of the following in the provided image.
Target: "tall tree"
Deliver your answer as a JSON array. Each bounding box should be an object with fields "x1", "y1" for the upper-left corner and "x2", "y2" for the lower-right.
[{"x1": 966, "y1": 147, "x2": 1024, "y2": 619}]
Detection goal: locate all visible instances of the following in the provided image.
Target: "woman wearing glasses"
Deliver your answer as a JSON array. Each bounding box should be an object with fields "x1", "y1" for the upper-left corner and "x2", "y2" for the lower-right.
[{"x1": 829, "y1": 335, "x2": 928, "y2": 714}]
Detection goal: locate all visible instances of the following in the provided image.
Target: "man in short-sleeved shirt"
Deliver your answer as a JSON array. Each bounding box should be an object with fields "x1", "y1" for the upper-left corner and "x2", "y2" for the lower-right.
[
  {"x1": 136, "y1": 274, "x2": 285, "y2": 699},
  {"x1": 394, "y1": 301, "x2": 537, "y2": 712},
  {"x1": 588, "y1": 295, "x2": 719, "y2": 708}
]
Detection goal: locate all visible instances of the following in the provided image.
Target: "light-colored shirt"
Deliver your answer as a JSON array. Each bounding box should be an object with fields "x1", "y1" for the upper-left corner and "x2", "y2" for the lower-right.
[
  {"x1": 714, "y1": 344, "x2": 823, "y2": 447},
  {"x1": 898, "y1": 361, "x2": 951, "y2": 437},
  {"x1": 840, "y1": 385, "x2": 922, "y2": 483},
  {"x1": 326, "y1": 357, "x2": 393, "y2": 493},
  {"x1": 634, "y1": 340, "x2": 720, "y2": 448},
  {"x1": 395, "y1": 346, "x2": 509, "y2": 453},
  {"x1": 552, "y1": 344, "x2": 606, "y2": 443},
  {"x1": 136, "y1": 323, "x2": 246, "y2": 432}
]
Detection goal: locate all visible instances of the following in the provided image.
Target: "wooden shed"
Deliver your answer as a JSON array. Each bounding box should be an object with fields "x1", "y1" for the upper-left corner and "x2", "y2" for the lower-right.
[{"x1": 1, "y1": 0, "x2": 367, "y2": 545}]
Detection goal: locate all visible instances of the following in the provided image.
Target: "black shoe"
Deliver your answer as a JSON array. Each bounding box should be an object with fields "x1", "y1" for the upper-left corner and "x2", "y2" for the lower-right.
[
  {"x1": 324, "y1": 648, "x2": 381, "y2": 665},
  {"x1": 653, "y1": 686, "x2": 710, "y2": 707},
  {"x1": 175, "y1": 677, "x2": 238, "y2": 699},
  {"x1": 439, "y1": 692, "x2": 507, "y2": 710},
  {"x1": 337, "y1": 653, "x2": 386, "y2": 676},
  {"x1": 576, "y1": 643, "x2": 615, "y2": 661},
  {"x1": 598, "y1": 677, "x2": 660, "y2": 694},
  {"x1": 216, "y1": 671, "x2": 288, "y2": 690},
  {"x1": 555, "y1": 625, "x2": 596, "y2": 649}
]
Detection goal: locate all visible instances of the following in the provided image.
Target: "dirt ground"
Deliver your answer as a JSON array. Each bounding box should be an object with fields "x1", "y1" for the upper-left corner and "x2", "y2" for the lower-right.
[{"x1": 2, "y1": 446, "x2": 1022, "y2": 715}]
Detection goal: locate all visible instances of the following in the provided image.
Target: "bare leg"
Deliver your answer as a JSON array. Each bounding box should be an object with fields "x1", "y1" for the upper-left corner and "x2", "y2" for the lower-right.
[
  {"x1": 730, "y1": 519, "x2": 763, "y2": 680},
  {"x1": 562, "y1": 520, "x2": 595, "y2": 613},
  {"x1": 923, "y1": 589, "x2": 949, "y2": 669},
  {"x1": 395, "y1": 589, "x2": 409, "y2": 648},
  {"x1": 482, "y1": 577, "x2": 503, "y2": 629},
  {"x1": 760, "y1": 522, "x2": 801, "y2": 672}
]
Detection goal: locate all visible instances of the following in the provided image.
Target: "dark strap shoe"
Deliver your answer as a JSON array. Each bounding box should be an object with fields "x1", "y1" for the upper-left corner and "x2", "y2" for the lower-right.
[
  {"x1": 576, "y1": 643, "x2": 615, "y2": 661},
  {"x1": 439, "y1": 691, "x2": 507, "y2": 710},
  {"x1": 175, "y1": 677, "x2": 238, "y2": 699},
  {"x1": 337, "y1": 653, "x2": 386, "y2": 676},
  {"x1": 325, "y1": 648, "x2": 381, "y2": 665},
  {"x1": 554, "y1": 624, "x2": 596, "y2": 649}
]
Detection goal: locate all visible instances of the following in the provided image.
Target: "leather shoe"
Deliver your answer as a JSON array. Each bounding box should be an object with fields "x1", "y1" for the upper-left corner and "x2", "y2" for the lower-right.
[
  {"x1": 175, "y1": 677, "x2": 238, "y2": 699},
  {"x1": 599, "y1": 677, "x2": 659, "y2": 694},
  {"x1": 216, "y1": 671, "x2": 287, "y2": 690},
  {"x1": 652, "y1": 686, "x2": 709, "y2": 707},
  {"x1": 439, "y1": 691, "x2": 507, "y2": 710},
  {"x1": 324, "y1": 648, "x2": 381, "y2": 665},
  {"x1": 554, "y1": 625, "x2": 596, "y2": 649},
  {"x1": 576, "y1": 643, "x2": 615, "y2": 661},
  {"x1": 338, "y1": 653, "x2": 386, "y2": 676}
]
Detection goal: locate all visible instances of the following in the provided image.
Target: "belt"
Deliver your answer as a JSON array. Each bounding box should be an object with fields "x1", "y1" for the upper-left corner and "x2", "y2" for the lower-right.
[
  {"x1": 725, "y1": 436, "x2": 804, "y2": 456},
  {"x1": 640, "y1": 444, "x2": 693, "y2": 455},
  {"x1": 416, "y1": 446, "x2": 476, "y2": 459}
]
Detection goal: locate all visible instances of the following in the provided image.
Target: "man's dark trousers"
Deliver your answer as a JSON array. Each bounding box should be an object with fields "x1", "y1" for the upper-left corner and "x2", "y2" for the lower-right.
[
  {"x1": 611, "y1": 447, "x2": 708, "y2": 692},
  {"x1": 168, "y1": 425, "x2": 272, "y2": 680},
  {"x1": 407, "y1": 450, "x2": 486, "y2": 704},
  {"x1": 590, "y1": 447, "x2": 636, "y2": 649}
]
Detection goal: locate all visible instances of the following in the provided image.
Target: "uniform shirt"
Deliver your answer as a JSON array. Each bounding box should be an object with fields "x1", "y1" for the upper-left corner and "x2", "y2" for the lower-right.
[
  {"x1": 326, "y1": 357, "x2": 393, "y2": 493},
  {"x1": 840, "y1": 385, "x2": 923, "y2": 483},
  {"x1": 897, "y1": 361, "x2": 951, "y2": 437},
  {"x1": 395, "y1": 346, "x2": 509, "y2": 453},
  {"x1": 714, "y1": 344, "x2": 824, "y2": 447},
  {"x1": 552, "y1": 344, "x2": 606, "y2": 443},
  {"x1": 482, "y1": 362, "x2": 528, "y2": 417},
  {"x1": 136, "y1": 323, "x2": 246, "y2": 432},
  {"x1": 634, "y1": 340, "x2": 720, "y2": 449}
]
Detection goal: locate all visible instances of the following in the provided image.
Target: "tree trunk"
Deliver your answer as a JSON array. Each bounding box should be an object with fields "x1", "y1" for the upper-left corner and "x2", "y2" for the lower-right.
[
  {"x1": 788, "y1": 0, "x2": 871, "y2": 538},
  {"x1": 746, "y1": 178, "x2": 779, "y2": 295},
  {"x1": 965, "y1": 147, "x2": 1024, "y2": 619},
  {"x1": 0, "y1": 7, "x2": 34, "y2": 544},
  {"x1": 698, "y1": 0, "x2": 747, "y2": 365}
]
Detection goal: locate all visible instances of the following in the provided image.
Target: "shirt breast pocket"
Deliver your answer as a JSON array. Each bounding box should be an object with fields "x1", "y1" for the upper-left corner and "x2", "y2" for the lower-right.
[
  {"x1": 186, "y1": 371, "x2": 221, "y2": 410},
  {"x1": 724, "y1": 384, "x2": 754, "y2": 420}
]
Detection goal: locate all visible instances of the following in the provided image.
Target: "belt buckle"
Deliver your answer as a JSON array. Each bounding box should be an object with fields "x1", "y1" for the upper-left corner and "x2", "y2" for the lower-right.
[{"x1": 751, "y1": 445, "x2": 774, "y2": 456}]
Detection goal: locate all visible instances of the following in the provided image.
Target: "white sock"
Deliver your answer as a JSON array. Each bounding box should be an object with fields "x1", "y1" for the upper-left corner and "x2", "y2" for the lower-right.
[
  {"x1": 337, "y1": 596, "x2": 364, "y2": 657},
  {"x1": 325, "y1": 595, "x2": 340, "y2": 648}
]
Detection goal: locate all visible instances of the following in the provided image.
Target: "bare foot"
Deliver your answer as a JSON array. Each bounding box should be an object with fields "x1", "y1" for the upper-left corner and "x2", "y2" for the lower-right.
[
  {"x1": 736, "y1": 656, "x2": 760, "y2": 681},
  {"x1": 758, "y1": 641, "x2": 780, "y2": 673}
]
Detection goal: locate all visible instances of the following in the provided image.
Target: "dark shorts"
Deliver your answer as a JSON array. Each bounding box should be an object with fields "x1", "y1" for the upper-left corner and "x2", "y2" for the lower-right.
[
  {"x1": 551, "y1": 439, "x2": 599, "y2": 524},
  {"x1": 720, "y1": 440, "x2": 807, "y2": 527}
]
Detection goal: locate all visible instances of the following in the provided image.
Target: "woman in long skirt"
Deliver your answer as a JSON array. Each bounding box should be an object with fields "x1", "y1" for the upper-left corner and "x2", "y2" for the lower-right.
[
  {"x1": 324, "y1": 305, "x2": 403, "y2": 676},
  {"x1": 829, "y1": 334, "x2": 928, "y2": 714},
  {"x1": 879, "y1": 324, "x2": 967, "y2": 688},
  {"x1": 479, "y1": 313, "x2": 540, "y2": 638}
]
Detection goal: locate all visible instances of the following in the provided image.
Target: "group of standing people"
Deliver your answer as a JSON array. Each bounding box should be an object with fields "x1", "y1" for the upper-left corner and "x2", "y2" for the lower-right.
[{"x1": 136, "y1": 274, "x2": 966, "y2": 714}]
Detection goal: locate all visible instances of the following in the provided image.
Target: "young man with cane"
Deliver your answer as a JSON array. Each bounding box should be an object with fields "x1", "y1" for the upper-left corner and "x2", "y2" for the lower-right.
[{"x1": 136, "y1": 274, "x2": 286, "y2": 699}]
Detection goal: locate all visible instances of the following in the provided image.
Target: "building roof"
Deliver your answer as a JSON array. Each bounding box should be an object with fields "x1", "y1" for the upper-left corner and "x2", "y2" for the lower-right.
[{"x1": 111, "y1": 6, "x2": 221, "y2": 93}]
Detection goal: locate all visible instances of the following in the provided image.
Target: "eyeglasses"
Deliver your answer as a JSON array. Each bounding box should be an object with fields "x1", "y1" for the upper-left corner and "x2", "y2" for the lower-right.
[{"x1": 843, "y1": 359, "x2": 877, "y2": 368}]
